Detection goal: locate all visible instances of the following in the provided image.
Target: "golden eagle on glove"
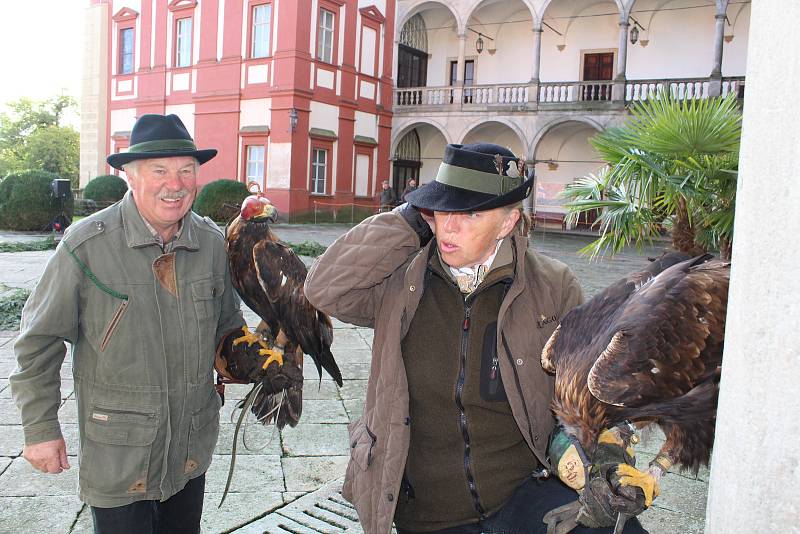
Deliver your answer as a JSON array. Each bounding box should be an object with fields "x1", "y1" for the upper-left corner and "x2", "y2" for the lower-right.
[
  {"x1": 541, "y1": 253, "x2": 728, "y2": 531},
  {"x1": 219, "y1": 191, "x2": 343, "y2": 429}
]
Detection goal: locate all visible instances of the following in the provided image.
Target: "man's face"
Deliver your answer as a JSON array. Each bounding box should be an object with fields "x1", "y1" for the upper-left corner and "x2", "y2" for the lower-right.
[
  {"x1": 409, "y1": 180, "x2": 416, "y2": 187},
  {"x1": 433, "y1": 207, "x2": 519, "y2": 268},
  {"x1": 126, "y1": 156, "x2": 198, "y2": 239}
]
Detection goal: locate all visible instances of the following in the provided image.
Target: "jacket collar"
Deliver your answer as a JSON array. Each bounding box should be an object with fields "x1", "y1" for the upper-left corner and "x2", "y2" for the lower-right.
[{"x1": 120, "y1": 191, "x2": 200, "y2": 251}]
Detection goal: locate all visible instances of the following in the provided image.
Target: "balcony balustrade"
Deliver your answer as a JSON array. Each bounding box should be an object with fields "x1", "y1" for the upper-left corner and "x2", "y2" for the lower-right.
[{"x1": 393, "y1": 76, "x2": 745, "y2": 112}]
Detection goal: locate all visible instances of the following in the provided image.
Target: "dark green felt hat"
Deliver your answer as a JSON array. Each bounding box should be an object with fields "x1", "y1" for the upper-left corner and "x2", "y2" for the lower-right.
[
  {"x1": 107, "y1": 114, "x2": 217, "y2": 170},
  {"x1": 404, "y1": 143, "x2": 534, "y2": 212}
]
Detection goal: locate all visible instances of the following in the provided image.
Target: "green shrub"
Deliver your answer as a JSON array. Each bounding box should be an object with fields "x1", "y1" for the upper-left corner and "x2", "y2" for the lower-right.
[
  {"x1": 83, "y1": 174, "x2": 128, "y2": 203},
  {"x1": 0, "y1": 170, "x2": 74, "y2": 231},
  {"x1": 193, "y1": 179, "x2": 249, "y2": 222}
]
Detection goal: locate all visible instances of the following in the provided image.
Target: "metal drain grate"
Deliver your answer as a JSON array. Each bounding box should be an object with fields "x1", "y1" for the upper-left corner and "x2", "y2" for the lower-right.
[{"x1": 233, "y1": 479, "x2": 364, "y2": 534}]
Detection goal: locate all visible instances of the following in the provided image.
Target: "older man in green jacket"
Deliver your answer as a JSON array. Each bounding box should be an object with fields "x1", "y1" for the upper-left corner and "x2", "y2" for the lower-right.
[{"x1": 11, "y1": 114, "x2": 251, "y2": 533}]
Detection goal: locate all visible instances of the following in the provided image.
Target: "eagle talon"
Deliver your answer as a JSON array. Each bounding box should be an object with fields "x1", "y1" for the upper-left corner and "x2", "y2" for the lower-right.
[
  {"x1": 616, "y1": 463, "x2": 660, "y2": 507},
  {"x1": 259, "y1": 346, "x2": 284, "y2": 369},
  {"x1": 233, "y1": 325, "x2": 262, "y2": 347}
]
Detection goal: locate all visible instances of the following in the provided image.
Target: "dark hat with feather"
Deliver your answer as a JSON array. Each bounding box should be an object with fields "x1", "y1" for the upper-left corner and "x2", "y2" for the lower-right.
[
  {"x1": 404, "y1": 143, "x2": 533, "y2": 212},
  {"x1": 107, "y1": 114, "x2": 217, "y2": 170}
]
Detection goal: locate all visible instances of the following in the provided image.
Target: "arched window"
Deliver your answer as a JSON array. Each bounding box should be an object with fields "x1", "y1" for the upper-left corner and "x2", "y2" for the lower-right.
[
  {"x1": 397, "y1": 15, "x2": 428, "y2": 88},
  {"x1": 392, "y1": 129, "x2": 422, "y2": 198}
]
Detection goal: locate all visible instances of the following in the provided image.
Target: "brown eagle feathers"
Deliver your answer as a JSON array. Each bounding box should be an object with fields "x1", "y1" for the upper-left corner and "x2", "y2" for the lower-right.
[{"x1": 542, "y1": 252, "x2": 729, "y2": 475}]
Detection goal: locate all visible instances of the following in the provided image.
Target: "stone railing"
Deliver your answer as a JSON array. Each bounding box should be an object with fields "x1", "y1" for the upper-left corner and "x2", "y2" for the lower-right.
[
  {"x1": 539, "y1": 81, "x2": 613, "y2": 103},
  {"x1": 626, "y1": 77, "x2": 745, "y2": 102},
  {"x1": 393, "y1": 77, "x2": 745, "y2": 110}
]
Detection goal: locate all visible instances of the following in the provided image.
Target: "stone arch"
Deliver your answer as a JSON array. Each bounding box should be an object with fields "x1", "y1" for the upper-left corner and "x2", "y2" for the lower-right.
[
  {"x1": 457, "y1": 118, "x2": 528, "y2": 157},
  {"x1": 396, "y1": 0, "x2": 463, "y2": 41},
  {"x1": 538, "y1": 0, "x2": 625, "y2": 27},
  {"x1": 530, "y1": 116, "x2": 604, "y2": 155},
  {"x1": 391, "y1": 118, "x2": 452, "y2": 154},
  {"x1": 463, "y1": 0, "x2": 536, "y2": 32}
]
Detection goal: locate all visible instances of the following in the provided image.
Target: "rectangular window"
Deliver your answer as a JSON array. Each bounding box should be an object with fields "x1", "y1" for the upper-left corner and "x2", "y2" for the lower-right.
[
  {"x1": 246, "y1": 145, "x2": 265, "y2": 184},
  {"x1": 175, "y1": 17, "x2": 192, "y2": 67},
  {"x1": 317, "y1": 9, "x2": 334, "y2": 63},
  {"x1": 311, "y1": 148, "x2": 327, "y2": 194},
  {"x1": 251, "y1": 4, "x2": 272, "y2": 58},
  {"x1": 119, "y1": 28, "x2": 134, "y2": 74}
]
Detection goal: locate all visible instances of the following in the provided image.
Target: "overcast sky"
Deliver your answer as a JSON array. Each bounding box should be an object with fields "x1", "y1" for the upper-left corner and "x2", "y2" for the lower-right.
[{"x1": 0, "y1": 2, "x2": 85, "y2": 113}]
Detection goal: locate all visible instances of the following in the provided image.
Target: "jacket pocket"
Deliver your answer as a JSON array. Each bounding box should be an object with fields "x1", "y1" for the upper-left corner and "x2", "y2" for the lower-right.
[
  {"x1": 342, "y1": 417, "x2": 377, "y2": 502},
  {"x1": 185, "y1": 390, "x2": 222, "y2": 476},
  {"x1": 191, "y1": 277, "x2": 225, "y2": 379},
  {"x1": 80, "y1": 404, "x2": 159, "y2": 497}
]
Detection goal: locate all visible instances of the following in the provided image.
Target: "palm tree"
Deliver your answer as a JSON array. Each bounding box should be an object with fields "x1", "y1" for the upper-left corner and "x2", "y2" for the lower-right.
[{"x1": 562, "y1": 93, "x2": 741, "y2": 260}]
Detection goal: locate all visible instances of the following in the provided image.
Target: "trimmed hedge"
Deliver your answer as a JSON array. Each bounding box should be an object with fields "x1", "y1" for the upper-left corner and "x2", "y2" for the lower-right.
[
  {"x1": 83, "y1": 174, "x2": 128, "y2": 203},
  {"x1": 193, "y1": 179, "x2": 249, "y2": 222},
  {"x1": 0, "y1": 170, "x2": 74, "y2": 231}
]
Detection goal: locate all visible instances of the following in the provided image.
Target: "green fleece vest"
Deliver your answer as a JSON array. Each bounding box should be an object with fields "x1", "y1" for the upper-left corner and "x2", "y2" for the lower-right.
[{"x1": 395, "y1": 242, "x2": 539, "y2": 531}]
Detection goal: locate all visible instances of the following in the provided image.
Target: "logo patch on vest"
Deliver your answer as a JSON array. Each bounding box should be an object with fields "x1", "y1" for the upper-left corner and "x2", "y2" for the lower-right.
[{"x1": 537, "y1": 313, "x2": 558, "y2": 328}]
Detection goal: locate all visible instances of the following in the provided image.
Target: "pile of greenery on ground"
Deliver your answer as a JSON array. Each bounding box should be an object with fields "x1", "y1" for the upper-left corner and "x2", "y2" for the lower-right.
[
  {"x1": 193, "y1": 179, "x2": 250, "y2": 223},
  {"x1": 0, "y1": 169, "x2": 74, "y2": 231},
  {"x1": 0, "y1": 285, "x2": 31, "y2": 330},
  {"x1": 287, "y1": 240, "x2": 327, "y2": 257},
  {"x1": 0, "y1": 237, "x2": 57, "y2": 253}
]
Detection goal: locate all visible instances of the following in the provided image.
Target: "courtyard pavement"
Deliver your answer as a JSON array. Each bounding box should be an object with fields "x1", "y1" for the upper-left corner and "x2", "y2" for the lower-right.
[{"x1": 0, "y1": 224, "x2": 707, "y2": 534}]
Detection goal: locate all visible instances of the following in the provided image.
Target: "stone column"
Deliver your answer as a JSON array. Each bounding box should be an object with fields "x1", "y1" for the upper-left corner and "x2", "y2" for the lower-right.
[
  {"x1": 705, "y1": 2, "x2": 800, "y2": 532},
  {"x1": 529, "y1": 26, "x2": 543, "y2": 105},
  {"x1": 612, "y1": 20, "x2": 629, "y2": 101},
  {"x1": 453, "y1": 33, "x2": 467, "y2": 104},
  {"x1": 708, "y1": 8, "x2": 727, "y2": 96}
]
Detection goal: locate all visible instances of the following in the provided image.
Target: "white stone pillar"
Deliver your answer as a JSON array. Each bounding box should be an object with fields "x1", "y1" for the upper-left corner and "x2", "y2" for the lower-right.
[
  {"x1": 711, "y1": 13, "x2": 726, "y2": 77},
  {"x1": 454, "y1": 33, "x2": 466, "y2": 104},
  {"x1": 531, "y1": 27, "x2": 543, "y2": 82},
  {"x1": 705, "y1": 2, "x2": 800, "y2": 532},
  {"x1": 612, "y1": 20, "x2": 629, "y2": 101}
]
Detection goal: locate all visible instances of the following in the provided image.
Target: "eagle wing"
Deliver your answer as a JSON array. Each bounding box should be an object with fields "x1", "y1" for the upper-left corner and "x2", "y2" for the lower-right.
[
  {"x1": 252, "y1": 239, "x2": 341, "y2": 385},
  {"x1": 586, "y1": 257, "x2": 729, "y2": 407}
]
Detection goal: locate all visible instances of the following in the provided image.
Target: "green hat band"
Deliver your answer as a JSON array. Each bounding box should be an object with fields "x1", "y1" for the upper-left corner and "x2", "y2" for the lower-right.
[
  {"x1": 435, "y1": 162, "x2": 523, "y2": 195},
  {"x1": 127, "y1": 139, "x2": 198, "y2": 153}
]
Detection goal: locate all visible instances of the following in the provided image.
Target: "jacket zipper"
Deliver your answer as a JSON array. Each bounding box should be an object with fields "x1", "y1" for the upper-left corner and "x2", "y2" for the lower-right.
[
  {"x1": 100, "y1": 299, "x2": 129, "y2": 352},
  {"x1": 455, "y1": 299, "x2": 487, "y2": 519}
]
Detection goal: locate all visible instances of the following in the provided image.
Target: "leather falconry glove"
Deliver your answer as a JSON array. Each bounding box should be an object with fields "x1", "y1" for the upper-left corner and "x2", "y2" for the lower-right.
[
  {"x1": 393, "y1": 202, "x2": 434, "y2": 247},
  {"x1": 547, "y1": 427, "x2": 647, "y2": 532}
]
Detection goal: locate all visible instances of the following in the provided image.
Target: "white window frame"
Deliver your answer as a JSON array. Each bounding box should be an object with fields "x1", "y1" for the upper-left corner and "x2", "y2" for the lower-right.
[
  {"x1": 311, "y1": 148, "x2": 328, "y2": 194},
  {"x1": 251, "y1": 4, "x2": 272, "y2": 58},
  {"x1": 317, "y1": 9, "x2": 334, "y2": 63},
  {"x1": 246, "y1": 145, "x2": 265, "y2": 184},
  {"x1": 175, "y1": 17, "x2": 192, "y2": 68},
  {"x1": 119, "y1": 27, "x2": 134, "y2": 74}
]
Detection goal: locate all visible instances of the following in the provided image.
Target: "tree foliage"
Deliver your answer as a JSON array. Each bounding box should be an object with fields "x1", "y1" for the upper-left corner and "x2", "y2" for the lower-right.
[
  {"x1": 0, "y1": 96, "x2": 79, "y2": 187},
  {"x1": 84, "y1": 174, "x2": 129, "y2": 203},
  {"x1": 562, "y1": 94, "x2": 741, "y2": 260}
]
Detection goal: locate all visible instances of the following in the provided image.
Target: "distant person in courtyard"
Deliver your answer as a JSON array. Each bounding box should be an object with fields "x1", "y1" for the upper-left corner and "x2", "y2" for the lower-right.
[
  {"x1": 10, "y1": 114, "x2": 262, "y2": 534},
  {"x1": 379, "y1": 180, "x2": 398, "y2": 212},
  {"x1": 304, "y1": 143, "x2": 648, "y2": 534},
  {"x1": 401, "y1": 178, "x2": 418, "y2": 202}
]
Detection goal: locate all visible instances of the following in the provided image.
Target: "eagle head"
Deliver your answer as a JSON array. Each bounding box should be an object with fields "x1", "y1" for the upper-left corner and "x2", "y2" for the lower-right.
[{"x1": 241, "y1": 194, "x2": 278, "y2": 222}]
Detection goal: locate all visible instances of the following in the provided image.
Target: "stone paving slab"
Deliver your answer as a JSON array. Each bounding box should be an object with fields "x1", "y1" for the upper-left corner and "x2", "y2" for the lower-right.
[
  {"x1": 0, "y1": 425, "x2": 23, "y2": 456},
  {"x1": 0, "y1": 495, "x2": 84, "y2": 533},
  {"x1": 202, "y1": 491, "x2": 285, "y2": 533},
  {"x1": 205, "y1": 454, "x2": 284, "y2": 493},
  {"x1": 281, "y1": 455, "x2": 349, "y2": 492},
  {"x1": 0, "y1": 456, "x2": 79, "y2": 496},
  {"x1": 215, "y1": 423, "x2": 284, "y2": 456},
  {"x1": 281, "y1": 423, "x2": 350, "y2": 457}
]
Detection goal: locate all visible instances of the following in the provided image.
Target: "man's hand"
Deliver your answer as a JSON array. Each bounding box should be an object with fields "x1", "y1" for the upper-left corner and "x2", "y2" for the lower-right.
[{"x1": 23, "y1": 438, "x2": 70, "y2": 474}]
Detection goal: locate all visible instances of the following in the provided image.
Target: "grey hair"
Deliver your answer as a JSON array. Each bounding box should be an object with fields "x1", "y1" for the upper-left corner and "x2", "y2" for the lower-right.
[{"x1": 121, "y1": 157, "x2": 200, "y2": 179}]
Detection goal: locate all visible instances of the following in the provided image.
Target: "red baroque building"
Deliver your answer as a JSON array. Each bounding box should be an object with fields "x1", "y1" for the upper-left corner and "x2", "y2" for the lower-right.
[{"x1": 81, "y1": 0, "x2": 395, "y2": 217}]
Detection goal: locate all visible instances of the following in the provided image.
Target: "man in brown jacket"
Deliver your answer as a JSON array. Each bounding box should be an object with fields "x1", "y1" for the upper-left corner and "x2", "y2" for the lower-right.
[{"x1": 305, "y1": 143, "x2": 647, "y2": 534}]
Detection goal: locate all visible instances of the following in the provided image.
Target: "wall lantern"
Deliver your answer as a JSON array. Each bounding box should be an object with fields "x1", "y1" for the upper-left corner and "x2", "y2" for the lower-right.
[
  {"x1": 476, "y1": 33, "x2": 484, "y2": 54},
  {"x1": 289, "y1": 108, "x2": 299, "y2": 133},
  {"x1": 629, "y1": 25, "x2": 639, "y2": 45},
  {"x1": 467, "y1": 28, "x2": 493, "y2": 55}
]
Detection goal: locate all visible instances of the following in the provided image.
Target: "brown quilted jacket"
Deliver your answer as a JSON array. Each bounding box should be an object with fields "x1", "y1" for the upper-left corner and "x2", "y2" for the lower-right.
[{"x1": 304, "y1": 213, "x2": 583, "y2": 534}]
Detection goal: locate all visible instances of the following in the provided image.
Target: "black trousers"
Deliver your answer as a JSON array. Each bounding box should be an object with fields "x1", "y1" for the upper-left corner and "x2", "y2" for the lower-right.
[
  {"x1": 396, "y1": 476, "x2": 648, "y2": 534},
  {"x1": 90, "y1": 474, "x2": 205, "y2": 534}
]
